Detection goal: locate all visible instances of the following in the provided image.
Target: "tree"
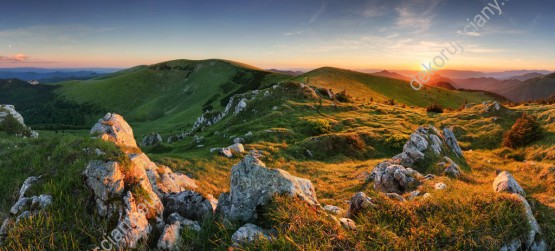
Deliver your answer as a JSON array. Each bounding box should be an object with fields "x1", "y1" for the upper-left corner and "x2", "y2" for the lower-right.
[{"x1": 502, "y1": 113, "x2": 543, "y2": 148}]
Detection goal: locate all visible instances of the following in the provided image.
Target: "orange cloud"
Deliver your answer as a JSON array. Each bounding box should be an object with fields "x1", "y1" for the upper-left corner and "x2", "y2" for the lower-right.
[{"x1": 0, "y1": 54, "x2": 29, "y2": 62}]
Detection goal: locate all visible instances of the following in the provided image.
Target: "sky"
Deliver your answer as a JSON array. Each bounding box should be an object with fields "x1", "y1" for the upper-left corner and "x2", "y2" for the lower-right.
[{"x1": 0, "y1": 0, "x2": 554, "y2": 71}]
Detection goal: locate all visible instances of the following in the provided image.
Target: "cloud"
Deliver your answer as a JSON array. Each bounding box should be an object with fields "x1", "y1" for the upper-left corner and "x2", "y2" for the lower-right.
[
  {"x1": 394, "y1": 0, "x2": 441, "y2": 34},
  {"x1": 285, "y1": 31, "x2": 303, "y2": 36},
  {"x1": 309, "y1": 2, "x2": 327, "y2": 23},
  {"x1": 0, "y1": 54, "x2": 29, "y2": 62}
]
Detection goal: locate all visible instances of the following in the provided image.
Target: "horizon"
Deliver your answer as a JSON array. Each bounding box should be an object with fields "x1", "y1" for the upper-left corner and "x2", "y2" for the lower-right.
[{"x1": 1, "y1": 0, "x2": 554, "y2": 71}]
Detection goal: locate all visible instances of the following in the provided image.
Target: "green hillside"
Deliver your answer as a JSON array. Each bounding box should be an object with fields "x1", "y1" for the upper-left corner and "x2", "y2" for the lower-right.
[
  {"x1": 55, "y1": 59, "x2": 290, "y2": 134},
  {"x1": 294, "y1": 67, "x2": 501, "y2": 108}
]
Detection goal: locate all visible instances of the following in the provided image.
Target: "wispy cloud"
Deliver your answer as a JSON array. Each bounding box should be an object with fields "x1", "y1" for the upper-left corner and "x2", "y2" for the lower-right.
[
  {"x1": 309, "y1": 2, "x2": 327, "y2": 23},
  {"x1": 285, "y1": 31, "x2": 303, "y2": 36},
  {"x1": 0, "y1": 54, "x2": 29, "y2": 62},
  {"x1": 394, "y1": 0, "x2": 440, "y2": 34}
]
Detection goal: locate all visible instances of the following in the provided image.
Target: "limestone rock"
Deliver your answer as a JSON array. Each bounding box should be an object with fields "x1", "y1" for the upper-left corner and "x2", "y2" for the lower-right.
[
  {"x1": 164, "y1": 191, "x2": 214, "y2": 222},
  {"x1": 229, "y1": 143, "x2": 245, "y2": 154},
  {"x1": 493, "y1": 171, "x2": 526, "y2": 196},
  {"x1": 323, "y1": 205, "x2": 344, "y2": 216},
  {"x1": 83, "y1": 160, "x2": 125, "y2": 217},
  {"x1": 0, "y1": 105, "x2": 25, "y2": 125},
  {"x1": 385, "y1": 193, "x2": 406, "y2": 202},
  {"x1": 347, "y1": 192, "x2": 373, "y2": 217},
  {"x1": 231, "y1": 223, "x2": 272, "y2": 246},
  {"x1": 434, "y1": 182, "x2": 447, "y2": 190},
  {"x1": 141, "y1": 133, "x2": 163, "y2": 147},
  {"x1": 443, "y1": 127, "x2": 463, "y2": 158},
  {"x1": 217, "y1": 155, "x2": 319, "y2": 223},
  {"x1": 90, "y1": 113, "x2": 138, "y2": 150},
  {"x1": 339, "y1": 218, "x2": 357, "y2": 230},
  {"x1": 442, "y1": 156, "x2": 461, "y2": 178},
  {"x1": 157, "y1": 213, "x2": 201, "y2": 251},
  {"x1": 220, "y1": 148, "x2": 233, "y2": 158},
  {"x1": 499, "y1": 194, "x2": 546, "y2": 251},
  {"x1": 371, "y1": 161, "x2": 422, "y2": 194}
]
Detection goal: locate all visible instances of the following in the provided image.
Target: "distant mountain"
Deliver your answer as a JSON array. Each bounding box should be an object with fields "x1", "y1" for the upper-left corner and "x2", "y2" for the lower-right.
[
  {"x1": 369, "y1": 70, "x2": 410, "y2": 80},
  {"x1": 267, "y1": 69, "x2": 304, "y2": 76},
  {"x1": 505, "y1": 72, "x2": 545, "y2": 81},
  {"x1": 395, "y1": 69, "x2": 553, "y2": 81},
  {"x1": 0, "y1": 69, "x2": 115, "y2": 83},
  {"x1": 293, "y1": 67, "x2": 502, "y2": 108},
  {"x1": 452, "y1": 78, "x2": 522, "y2": 93},
  {"x1": 499, "y1": 73, "x2": 555, "y2": 102}
]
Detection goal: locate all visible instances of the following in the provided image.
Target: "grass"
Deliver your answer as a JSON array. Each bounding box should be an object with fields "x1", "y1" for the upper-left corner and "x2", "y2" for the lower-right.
[
  {"x1": 0, "y1": 134, "x2": 126, "y2": 250},
  {"x1": 1, "y1": 67, "x2": 554, "y2": 250}
]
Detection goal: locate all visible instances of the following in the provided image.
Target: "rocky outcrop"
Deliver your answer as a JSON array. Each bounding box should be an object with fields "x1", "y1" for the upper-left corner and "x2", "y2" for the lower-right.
[
  {"x1": 392, "y1": 126, "x2": 463, "y2": 168},
  {"x1": 83, "y1": 113, "x2": 203, "y2": 250},
  {"x1": 0, "y1": 105, "x2": 25, "y2": 125},
  {"x1": 323, "y1": 205, "x2": 344, "y2": 216},
  {"x1": 443, "y1": 128, "x2": 463, "y2": 158},
  {"x1": 371, "y1": 161, "x2": 423, "y2": 194},
  {"x1": 216, "y1": 154, "x2": 319, "y2": 224},
  {"x1": 90, "y1": 113, "x2": 138, "y2": 151},
  {"x1": 0, "y1": 104, "x2": 39, "y2": 138},
  {"x1": 442, "y1": 156, "x2": 461, "y2": 178},
  {"x1": 0, "y1": 176, "x2": 52, "y2": 245},
  {"x1": 493, "y1": 171, "x2": 526, "y2": 196},
  {"x1": 494, "y1": 171, "x2": 546, "y2": 251},
  {"x1": 141, "y1": 133, "x2": 163, "y2": 147}
]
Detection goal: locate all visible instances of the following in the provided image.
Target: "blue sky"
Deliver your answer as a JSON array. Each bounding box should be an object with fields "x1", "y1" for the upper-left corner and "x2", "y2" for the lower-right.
[{"x1": 0, "y1": 0, "x2": 554, "y2": 71}]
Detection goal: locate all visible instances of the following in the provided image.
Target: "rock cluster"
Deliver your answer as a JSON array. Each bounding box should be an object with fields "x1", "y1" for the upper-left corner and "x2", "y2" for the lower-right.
[
  {"x1": 84, "y1": 113, "x2": 207, "y2": 250},
  {"x1": 371, "y1": 126, "x2": 465, "y2": 195},
  {"x1": 494, "y1": 171, "x2": 546, "y2": 251},
  {"x1": 0, "y1": 176, "x2": 52, "y2": 245},
  {"x1": 216, "y1": 154, "x2": 319, "y2": 224},
  {"x1": 141, "y1": 133, "x2": 163, "y2": 147}
]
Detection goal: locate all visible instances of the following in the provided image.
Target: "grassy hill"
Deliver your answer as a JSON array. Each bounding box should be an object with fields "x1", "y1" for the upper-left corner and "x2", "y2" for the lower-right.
[
  {"x1": 50, "y1": 59, "x2": 290, "y2": 134},
  {"x1": 293, "y1": 67, "x2": 501, "y2": 108}
]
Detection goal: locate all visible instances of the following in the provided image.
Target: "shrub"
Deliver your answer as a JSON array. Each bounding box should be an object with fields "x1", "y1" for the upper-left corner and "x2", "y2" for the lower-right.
[
  {"x1": 0, "y1": 114, "x2": 31, "y2": 137},
  {"x1": 335, "y1": 90, "x2": 353, "y2": 103},
  {"x1": 426, "y1": 103, "x2": 444, "y2": 113},
  {"x1": 502, "y1": 113, "x2": 543, "y2": 148},
  {"x1": 305, "y1": 119, "x2": 332, "y2": 136}
]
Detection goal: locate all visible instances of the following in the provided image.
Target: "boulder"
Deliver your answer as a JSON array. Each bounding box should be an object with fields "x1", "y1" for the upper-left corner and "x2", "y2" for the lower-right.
[
  {"x1": 442, "y1": 156, "x2": 461, "y2": 178},
  {"x1": 347, "y1": 192, "x2": 374, "y2": 217},
  {"x1": 83, "y1": 160, "x2": 125, "y2": 217},
  {"x1": 339, "y1": 218, "x2": 357, "y2": 230},
  {"x1": 157, "y1": 213, "x2": 201, "y2": 251},
  {"x1": 220, "y1": 148, "x2": 233, "y2": 158},
  {"x1": 141, "y1": 133, "x2": 163, "y2": 147},
  {"x1": 434, "y1": 182, "x2": 447, "y2": 190},
  {"x1": 231, "y1": 223, "x2": 273, "y2": 246},
  {"x1": 164, "y1": 191, "x2": 214, "y2": 222},
  {"x1": 90, "y1": 113, "x2": 138, "y2": 150},
  {"x1": 493, "y1": 171, "x2": 526, "y2": 196},
  {"x1": 229, "y1": 143, "x2": 245, "y2": 154},
  {"x1": 0, "y1": 176, "x2": 52, "y2": 245},
  {"x1": 217, "y1": 155, "x2": 319, "y2": 223},
  {"x1": 323, "y1": 205, "x2": 344, "y2": 216},
  {"x1": 499, "y1": 194, "x2": 547, "y2": 251},
  {"x1": 385, "y1": 193, "x2": 406, "y2": 202},
  {"x1": 371, "y1": 161, "x2": 422, "y2": 194},
  {"x1": 443, "y1": 128, "x2": 463, "y2": 158}
]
